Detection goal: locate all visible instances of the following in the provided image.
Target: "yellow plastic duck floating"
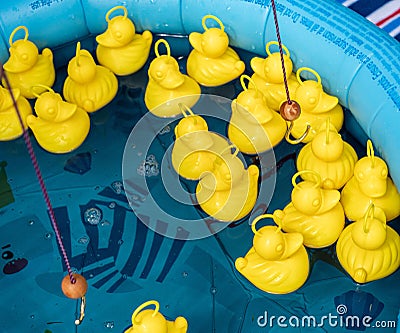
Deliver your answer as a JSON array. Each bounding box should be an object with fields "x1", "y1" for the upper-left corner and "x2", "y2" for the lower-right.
[
  {"x1": 227, "y1": 75, "x2": 286, "y2": 154},
  {"x1": 26, "y1": 85, "x2": 90, "y2": 154},
  {"x1": 288, "y1": 67, "x2": 343, "y2": 143},
  {"x1": 63, "y1": 42, "x2": 118, "y2": 113},
  {"x1": 196, "y1": 146, "x2": 259, "y2": 222},
  {"x1": 250, "y1": 41, "x2": 299, "y2": 111},
  {"x1": 145, "y1": 39, "x2": 200, "y2": 117},
  {"x1": 296, "y1": 119, "x2": 358, "y2": 189},
  {"x1": 187, "y1": 15, "x2": 245, "y2": 86},
  {"x1": 235, "y1": 214, "x2": 309, "y2": 294},
  {"x1": 336, "y1": 204, "x2": 400, "y2": 283},
  {"x1": 0, "y1": 85, "x2": 32, "y2": 141},
  {"x1": 2, "y1": 26, "x2": 55, "y2": 99},
  {"x1": 341, "y1": 140, "x2": 400, "y2": 222},
  {"x1": 124, "y1": 300, "x2": 188, "y2": 333},
  {"x1": 171, "y1": 104, "x2": 230, "y2": 180},
  {"x1": 273, "y1": 170, "x2": 345, "y2": 248},
  {"x1": 96, "y1": 6, "x2": 153, "y2": 76}
]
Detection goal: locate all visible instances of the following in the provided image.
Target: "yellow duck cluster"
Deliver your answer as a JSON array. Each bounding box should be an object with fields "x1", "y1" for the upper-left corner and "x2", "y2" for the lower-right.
[
  {"x1": 0, "y1": 5, "x2": 153, "y2": 153},
  {"x1": 1, "y1": 6, "x2": 399, "y2": 325}
]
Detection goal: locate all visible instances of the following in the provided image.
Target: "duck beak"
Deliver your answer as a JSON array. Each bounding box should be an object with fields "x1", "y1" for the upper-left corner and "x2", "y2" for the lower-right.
[
  {"x1": 54, "y1": 101, "x2": 77, "y2": 122},
  {"x1": 4, "y1": 51, "x2": 29, "y2": 73},
  {"x1": 282, "y1": 232, "x2": 303, "y2": 258},
  {"x1": 318, "y1": 188, "x2": 340, "y2": 213},
  {"x1": 96, "y1": 29, "x2": 121, "y2": 48},
  {"x1": 250, "y1": 57, "x2": 266, "y2": 77},
  {"x1": 189, "y1": 32, "x2": 203, "y2": 53},
  {"x1": 314, "y1": 91, "x2": 338, "y2": 113}
]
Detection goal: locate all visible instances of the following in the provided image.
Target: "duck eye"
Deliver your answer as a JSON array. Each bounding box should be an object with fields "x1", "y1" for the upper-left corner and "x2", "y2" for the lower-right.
[
  {"x1": 22, "y1": 53, "x2": 28, "y2": 61},
  {"x1": 312, "y1": 199, "x2": 320, "y2": 207},
  {"x1": 225, "y1": 173, "x2": 231, "y2": 181},
  {"x1": 358, "y1": 172, "x2": 364, "y2": 180},
  {"x1": 155, "y1": 71, "x2": 163, "y2": 79},
  {"x1": 2, "y1": 250, "x2": 13, "y2": 260},
  {"x1": 309, "y1": 97, "x2": 316, "y2": 104},
  {"x1": 48, "y1": 107, "x2": 55, "y2": 115},
  {"x1": 276, "y1": 244, "x2": 283, "y2": 252},
  {"x1": 115, "y1": 31, "x2": 122, "y2": 39},
  {"x1": 381, "y1": 168, "x2": 388, "y2": 178}
]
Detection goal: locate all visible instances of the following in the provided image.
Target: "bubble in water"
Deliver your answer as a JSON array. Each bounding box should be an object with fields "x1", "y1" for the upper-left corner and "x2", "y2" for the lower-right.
[
  {"x1": 30, "y1": 314, "x2": 35, "y2": 319},
  {"x1": 182, "y1": 271, "x2": 188, "y2": 278},
  {"x1": 104, "y1": 321, "x2": 115, "y2": 329},
  {"x1": 131, "y1": 194, "x2": 139, "y2": 201},
  {"x1": 84, "y1": 207, "x2": 103, "y2": 225},
  {"x1": 28, "y1": 220, "x2": 34, "y2": 225},
  {"x1": 210, "y1": 287, "x2": 217, "y2": 294},
  {"x1": 137, "y1": 154, "x2": 159, "y2": 177},
  {"x1": 111, "y1": 181, "x2": 124, "y2": 194},
  {"x1": 44, "y1": 232, "x2": 52, "y2": 239},
  {"x1": 109, "y1": 202, "x2": 116, "y2": 209},
  {"x1": 77, "y1": 236, "x2": 90, "y2": 245},
  {"x1": 118, "y1": 239, "x2": 124, "y2": 245}
]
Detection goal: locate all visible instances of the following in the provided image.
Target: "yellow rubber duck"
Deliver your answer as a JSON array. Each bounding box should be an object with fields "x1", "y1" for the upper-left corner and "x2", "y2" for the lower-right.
[
  {"x1": 195, "y1": 146, "x2": 259, "y2": 222},
  {"x1": 26, "y1": 85, "x2": 90, "y2": 154},
  {"x1": 287, "y1": 67, "x2": 344, "y2": 143},
  {"x1": 2, "y1": 26, "x2": 55, "y2": 99},
  {"x1": 227, "y1": 75, "x2": 286, "y2": 154},
  {"x1": 273, "y1": 170, "x2": 345, "y2": 248},
  {"x1": 341, "y1": 140, "x2": 400, "y2": 222},
  {"x1": 96, "y1": 6, "x2": 153, "y2": 76},
  {"x1": 124, "y1": 300, "x2": 188, "y2": 333},
  {"x1": 296, "y1": 119, "x2": 358, "y2": 189},
  {"x1": 235, "y1": 214, "x2": 309, "y2": 294},
  {"x1": 145, "y1": 39, "x2": 200, "y2": 117},
  {"x1": 0, "y1": 85, "x2": 32, "y2": 141},
  {"x1": 336, "y1": 204, "x2": 400, "y2": 283},
  {"x1": 250, "y1": 41, "x2": 299, "y2": 111},
  {"x1": 63, "y1": 42, "x2": 118, "y2": 113},
  {"x1": 171, "y1": 104, "x2": 230, "y2": 180},
  {"x1": 187, "y1": 15, "x2": 245, "y2": 87}
]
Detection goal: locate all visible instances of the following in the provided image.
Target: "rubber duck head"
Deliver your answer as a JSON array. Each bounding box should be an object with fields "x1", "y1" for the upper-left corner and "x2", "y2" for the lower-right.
[
  {"x1": 311, "y1": 119, "x2": 344, "y2": 162},
  {"x1": 199, "y1": 146, "x2": 244, "y2": 191},
  {"x1": 126, "y1": 300, "x2": 168, "y2": 333},
  {"x1": 96, "y1": 6, "x2": 135, "y2": 48},
  {"x1": 351, "y1": 204, "x2": 387, "y2": 250},
  {"x1": 354, "y1": 140, "x2": 388, "y2": 198},
  {"x1": 251, "y1": 214, "x2": 303, "y2": 260},
  {"x1": 148, "y1": 39, "x2": 185, "y2": 89},
  {"x1": 234, "y1": 75, "x2": 274, "y2": 124},
  {"x1": 33, "y1": 85, "x2": 77, "y2": 122},
  {"x1": 174, "y1": 105, "x2": 214, "y2": 149},
  {"x1": 67, "y1": 42, "x2": 97, "y2": 83},
  {"x1": 189, "y1": 15, "x2": 229, "y2": 58},
  {"x1": 257, "y1": 41, "x2": 294, "y2": 84},
  {"x1": 291, "y1": 170, "x2": 340, "y2": 215},
  {"x1": 294, "y1": 67, "x2": 338, "y2": 113},
  {"x1": 4, "y1": 26, "x2": 39, "y2": 73}
]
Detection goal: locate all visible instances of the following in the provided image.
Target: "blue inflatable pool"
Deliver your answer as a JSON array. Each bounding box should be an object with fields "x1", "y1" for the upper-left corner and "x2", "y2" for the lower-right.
[{"x1": 0, "y1": 0, "x2": 399, "y2": 332}]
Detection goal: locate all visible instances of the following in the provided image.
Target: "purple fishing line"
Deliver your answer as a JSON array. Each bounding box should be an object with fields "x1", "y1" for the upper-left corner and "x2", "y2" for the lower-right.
[
  {"x1": 270, "y1": 0, "x2": 292, "y2": 104},
  {"x1": 1, "y1": 66, "x2": 76, "y2": 285}
]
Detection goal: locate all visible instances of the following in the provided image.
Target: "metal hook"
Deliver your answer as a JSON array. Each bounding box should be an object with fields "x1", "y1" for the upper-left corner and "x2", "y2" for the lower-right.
[
  {"x1": 74, "y1": 295, "x2": 86, "y2": 325},
  {"x1": 285, "y1": 121, "x2": 311, "y2": 144}
]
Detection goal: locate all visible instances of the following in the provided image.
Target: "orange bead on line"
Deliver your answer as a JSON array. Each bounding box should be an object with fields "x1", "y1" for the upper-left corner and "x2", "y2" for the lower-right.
[
  {"x1": 280, "y1": 100, "x2": 301, "y2": 121},
  {"x1": 61, "y1": 273, "x2": 88, "y2": 299}
]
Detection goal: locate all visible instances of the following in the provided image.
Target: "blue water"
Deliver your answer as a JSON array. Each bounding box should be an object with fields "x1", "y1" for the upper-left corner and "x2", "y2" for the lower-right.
[{"x1": 0, "y1": 37, "x2": 399, "y2": 333}]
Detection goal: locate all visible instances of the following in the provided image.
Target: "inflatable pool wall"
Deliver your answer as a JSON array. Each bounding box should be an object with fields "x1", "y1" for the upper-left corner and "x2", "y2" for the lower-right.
[{"x1": 0, "y1": 0, "x2": 399, "y2": 187}]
